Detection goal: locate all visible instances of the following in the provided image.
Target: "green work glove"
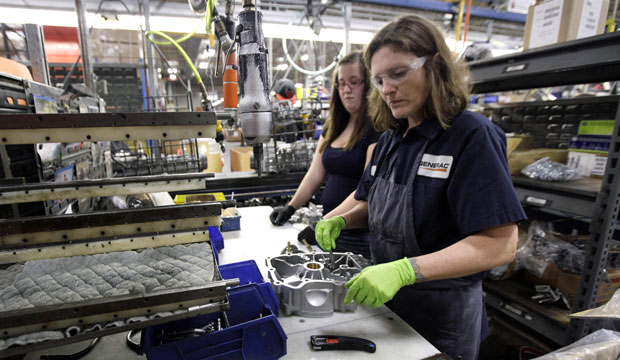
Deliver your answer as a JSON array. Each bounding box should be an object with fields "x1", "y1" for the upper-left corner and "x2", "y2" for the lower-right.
[
  {"x1": 314, "y1": 216, "x2": 346, "y2": 251},
  {"x1": 344, "y1": 257, "x2": 416, "y2": 308}
]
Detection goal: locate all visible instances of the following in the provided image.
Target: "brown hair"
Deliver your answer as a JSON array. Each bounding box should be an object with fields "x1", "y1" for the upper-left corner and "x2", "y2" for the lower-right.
[
  {"x1": 319, "y1": 51, "x2": 371, "y2": 152},
  {"x1": 364, "y1": 15, "x2": 470, "y2": 131}
]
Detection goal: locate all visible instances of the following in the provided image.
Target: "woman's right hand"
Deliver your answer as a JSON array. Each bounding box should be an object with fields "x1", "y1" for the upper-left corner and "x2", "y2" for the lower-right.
[
  {"x1": 269, "y1": 205, "x2": 296, "y2": 226},
  {"x1": 315, "y1": 216, "x2": 346, "y2": 251}
]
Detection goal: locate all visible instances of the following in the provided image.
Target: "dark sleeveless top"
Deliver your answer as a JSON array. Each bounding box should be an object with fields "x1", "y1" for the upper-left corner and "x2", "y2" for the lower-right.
[{"x1": 320, "y1": 127, "x2": 381, "y2": 214}]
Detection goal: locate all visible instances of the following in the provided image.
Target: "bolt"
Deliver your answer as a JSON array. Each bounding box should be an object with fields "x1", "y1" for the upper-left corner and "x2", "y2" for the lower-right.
[{"x1": 253, "y1": 102, "x2": 260, "y2": 110}]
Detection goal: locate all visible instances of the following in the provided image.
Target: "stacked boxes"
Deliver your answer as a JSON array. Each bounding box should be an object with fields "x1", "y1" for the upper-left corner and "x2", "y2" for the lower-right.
[{"x1": 523, "y1": 0, "x2": 610, "y2": 50}]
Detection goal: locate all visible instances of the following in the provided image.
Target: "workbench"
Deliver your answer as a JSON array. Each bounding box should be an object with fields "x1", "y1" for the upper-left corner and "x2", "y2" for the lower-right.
[{"x1": 25, "y1": 206, "x2": 439, "y2": 359}]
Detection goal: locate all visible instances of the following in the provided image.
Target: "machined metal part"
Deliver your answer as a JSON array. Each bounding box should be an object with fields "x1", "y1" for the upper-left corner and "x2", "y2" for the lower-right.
[
  {"x1": 265, "y1": 252, "x2": 370, "y2": 317},
  {"x1": 0, "y1": 112, "x2": 216, "y2": 144},
  {"x1": 0, "y1": 173, "x2": 214, "y2": 205},
  {"x1": 0, "y1": 229, "x2": 212, "y2": 264},
  {"x1": 0, "y1": 203, "x2": 221, "y2": 248},
  {"x1": 0, "y1": 241, "x2": 238, "y2": 358},
  {"x1": 0, "y1": 279, "x2": 237, "y2": 338},
  {"x1": 0, "y1": 300, "x2": 228, "y2": 359},
  {"x1": 0, "y1": 278, "x2": 238, "y2": 358}
]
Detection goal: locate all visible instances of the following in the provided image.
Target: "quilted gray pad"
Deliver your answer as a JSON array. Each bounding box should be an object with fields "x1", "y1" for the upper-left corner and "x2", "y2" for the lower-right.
[{"x1": 0, "y1": 243, "x2": 216, "y2": 312}]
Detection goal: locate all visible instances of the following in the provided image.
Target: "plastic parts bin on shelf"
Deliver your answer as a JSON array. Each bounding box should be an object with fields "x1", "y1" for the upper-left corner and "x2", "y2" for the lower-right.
[
  {"x1": 141, "y1": 283, "x2": 287, "y2": 360},
  {"x1": 208, "y1": 226, "x2": 224, "y2": 254},
  {"x1": 221, "y1": 215, "x2": 241, "y2": 231},
  {"x1": 219, "y1": 260, "x2": 280, "y2": 316}
]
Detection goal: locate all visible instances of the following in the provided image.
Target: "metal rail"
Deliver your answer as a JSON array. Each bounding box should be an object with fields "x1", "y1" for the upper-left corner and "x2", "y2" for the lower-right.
[
  {"x1": 0, "y1": 112, "x2": 216, "y2": 144},
  {"x1": 0, "y1": 173, "x2": 214, "y2": 204},
  {"x1": 0, "y1": 203, "x2": 221, "y2": 247}
]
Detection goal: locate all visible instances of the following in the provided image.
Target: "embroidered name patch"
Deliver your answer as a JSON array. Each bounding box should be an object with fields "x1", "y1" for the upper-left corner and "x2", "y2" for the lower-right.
[{"x1": 417, "y1": 154, "x2": 453, "y2": 179}]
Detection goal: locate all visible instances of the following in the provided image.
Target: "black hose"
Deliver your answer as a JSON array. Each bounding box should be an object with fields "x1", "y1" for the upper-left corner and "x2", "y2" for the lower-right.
[
  {"x1": 125, "y1": 330, "x2": 142, "y2": 355},
  {"x1": 39, "y1": 337, "x2": 99, "y2": 360}
]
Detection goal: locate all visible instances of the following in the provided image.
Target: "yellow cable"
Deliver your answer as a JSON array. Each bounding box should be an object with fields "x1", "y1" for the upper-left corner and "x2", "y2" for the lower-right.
[
  {"x1": 206, "y1": 0, "x2": 218, "y2": 33},
  {"x1": 454, "y1": 0, "x2": 465, "y2": 52},
  {"x1": 145, "y1": 30, "x2": 204, "y2": 85},
  {"x1": 147, "y1": 16, "x2": 205, "y2": 46}
]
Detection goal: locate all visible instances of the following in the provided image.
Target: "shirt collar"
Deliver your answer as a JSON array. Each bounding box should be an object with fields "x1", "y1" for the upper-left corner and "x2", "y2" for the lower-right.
[{"x1": 394, "y1": 118, "x2": 443, "y2": 141}]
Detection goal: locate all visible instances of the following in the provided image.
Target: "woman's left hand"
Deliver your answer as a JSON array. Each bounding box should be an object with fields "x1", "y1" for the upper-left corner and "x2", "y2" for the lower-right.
[{"x1": 344, "y1": 257, "x2": 416, "y2": 308}]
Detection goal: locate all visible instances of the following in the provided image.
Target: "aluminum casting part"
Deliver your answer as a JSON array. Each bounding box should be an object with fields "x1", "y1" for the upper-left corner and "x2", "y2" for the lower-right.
[
  {"x1": 0, "y1": 173, "x2": 214, "y2": 205},
  {"x1": 265, "y1": 252, "x2": 370, "y2": 317}
]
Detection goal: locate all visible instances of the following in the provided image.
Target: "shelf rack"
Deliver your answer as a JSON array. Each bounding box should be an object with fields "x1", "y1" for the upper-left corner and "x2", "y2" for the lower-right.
[{"x1": 469, "y1": 31, "x2": 620, "y2": 345}]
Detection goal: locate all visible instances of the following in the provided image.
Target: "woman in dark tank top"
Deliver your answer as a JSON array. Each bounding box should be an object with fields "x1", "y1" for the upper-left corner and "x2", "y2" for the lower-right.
[{"x1": 269, "y1": 51, "x2": 380, "y2": 258}]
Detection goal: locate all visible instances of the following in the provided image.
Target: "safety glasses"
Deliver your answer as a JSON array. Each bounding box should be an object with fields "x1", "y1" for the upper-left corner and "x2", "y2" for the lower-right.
[
  {"x1": 370, "y1": 56, "x2": 429, "y2": 92},
  {"x1": 336, "y1": 78, "x2": 364, "y2": 91}
]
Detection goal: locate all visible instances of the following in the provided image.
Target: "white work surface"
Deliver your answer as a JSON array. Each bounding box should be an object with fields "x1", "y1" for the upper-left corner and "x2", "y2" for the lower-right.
[
  {"x1": 219, "y1": 206, "x2": 440, "y2": 359},
  {"x1": 25, "y1": 206, "x2": 439, "y2": 360}
]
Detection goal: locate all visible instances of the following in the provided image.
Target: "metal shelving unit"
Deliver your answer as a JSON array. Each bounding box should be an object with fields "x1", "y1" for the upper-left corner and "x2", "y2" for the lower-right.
[{"x1": 469, "y1": 31, "x2": 620, "y2": 345}]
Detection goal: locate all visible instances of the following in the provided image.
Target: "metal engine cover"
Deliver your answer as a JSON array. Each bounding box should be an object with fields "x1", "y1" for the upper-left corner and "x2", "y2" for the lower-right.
[{"x1": 265, "y1": 252, "x2": 370, "y2": 317}]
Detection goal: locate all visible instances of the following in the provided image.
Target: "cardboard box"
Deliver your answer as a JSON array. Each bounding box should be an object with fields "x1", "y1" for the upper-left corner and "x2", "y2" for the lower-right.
[
  {"x1": 523, "y1": 0, "x2": 609, "y2": 50},
  {"x1": 204, "y1": 152, "x2": 222, "y2": 173},
  {"x1": 224, "y1": 127, "x2": 243, "y2": 142},
  {"x1": 230, "y1": 147, "x2": 253, "y2": 172},
  {"x1": 507, "y1": 135, "x2": 534, "y2": 158},
  {"x1": 524, "y1": 263, "x2": 620, "y2": 305},
  {"x1": 509, "y1": 148, "x2": 568, "y2": 175}
]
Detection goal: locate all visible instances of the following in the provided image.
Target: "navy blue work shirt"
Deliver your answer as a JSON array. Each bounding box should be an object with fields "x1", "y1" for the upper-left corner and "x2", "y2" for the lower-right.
[{"x1": 355, "y1": 110, "x2": 526, "y2": 256}]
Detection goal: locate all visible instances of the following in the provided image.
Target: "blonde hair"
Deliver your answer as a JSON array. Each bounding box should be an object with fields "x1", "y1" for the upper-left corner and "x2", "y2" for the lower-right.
[
  {"x1": 364, "y1": 15, "x2": 471, "y2": 131},
  {"x1": 319, "y1": 51, "x2": 371, "y2": 152}
]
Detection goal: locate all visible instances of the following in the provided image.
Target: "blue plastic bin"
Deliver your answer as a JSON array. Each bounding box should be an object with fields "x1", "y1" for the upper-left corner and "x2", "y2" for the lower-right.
[
  {"x1": 141, "y1": 284, "x2": 287, "y2": 360},
  {"x1": 208, "y1": 226, "x2": 225, "y2": 252},
  {"x1": 221, "y1": 216, "x2": 241, "y2": 232},
  {"x1": 219, "y1": 260, "x2": 279, "y2": 316}
]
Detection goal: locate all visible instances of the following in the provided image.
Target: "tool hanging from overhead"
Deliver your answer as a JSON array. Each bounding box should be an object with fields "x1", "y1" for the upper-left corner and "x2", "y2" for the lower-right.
[{"x1": 190, "y1": 0, "x2": 272, "y2": 176}]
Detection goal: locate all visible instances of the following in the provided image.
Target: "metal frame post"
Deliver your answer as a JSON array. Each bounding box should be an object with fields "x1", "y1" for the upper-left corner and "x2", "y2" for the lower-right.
[
  {"x1": 565, "y1": 98, "x2": 620, "y2": 344},
  {"x1": 23, "y1": 24, "x2": 51, "y2": 85},
  {"x1": 75, "y1": 0, "x2": 94, "y2": 92}
]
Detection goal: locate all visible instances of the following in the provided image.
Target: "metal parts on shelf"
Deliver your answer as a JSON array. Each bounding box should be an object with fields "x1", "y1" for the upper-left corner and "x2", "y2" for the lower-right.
[
  {"x1": 265, "y1": 252, "x2": 370, "y2": 317},
  {"x1": 472, "y1": 31, "x2": 620, "y2": 345},
  {"x1": 0, "y1": 112, "x2": 216, "y2": 144}
]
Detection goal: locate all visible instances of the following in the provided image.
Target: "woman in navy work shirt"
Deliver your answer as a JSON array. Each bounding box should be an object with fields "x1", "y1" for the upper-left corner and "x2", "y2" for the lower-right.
[
  {"x1": 269, "y1": 51, "x2": 380, "y2": 258},
  {"x1": 315, "y1": 15, "x2": 526, "y2": 359}
]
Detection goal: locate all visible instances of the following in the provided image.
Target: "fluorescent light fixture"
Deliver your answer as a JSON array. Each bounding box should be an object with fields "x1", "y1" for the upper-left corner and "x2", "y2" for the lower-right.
[
  {"x1": 206, "y1": 48, "x2": 216, "y2": 57},
  {"x1": 263, "y1": 23, "x2": 373, "y2": 44},
  {"x1": 0, "y1": 6, "x2": 374, "y2": 44},
  {"x1": 300, "y1": 54, "x2": 309, "y2": 61},
  {"x1": 198, "y1": 61, "x2": 209, "y2": 69},
  {"x1": 275, "y1": 63, "x2": 288, "y2": 71}
]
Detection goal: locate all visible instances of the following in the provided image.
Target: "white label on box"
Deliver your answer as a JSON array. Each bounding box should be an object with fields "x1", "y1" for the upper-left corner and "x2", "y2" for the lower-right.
[
  {"x1": 592, "y1": 155, "x2": 607, "y2": 176},
  {"x1": 577, "y1": 0, "x2": 603, "y2": 39},
  {"x1": 567, "y1": 151, "x2": 597, "y2": 176},
  {"x1": 529, "y1": 0, "x2": 564, "y2": 49}
]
